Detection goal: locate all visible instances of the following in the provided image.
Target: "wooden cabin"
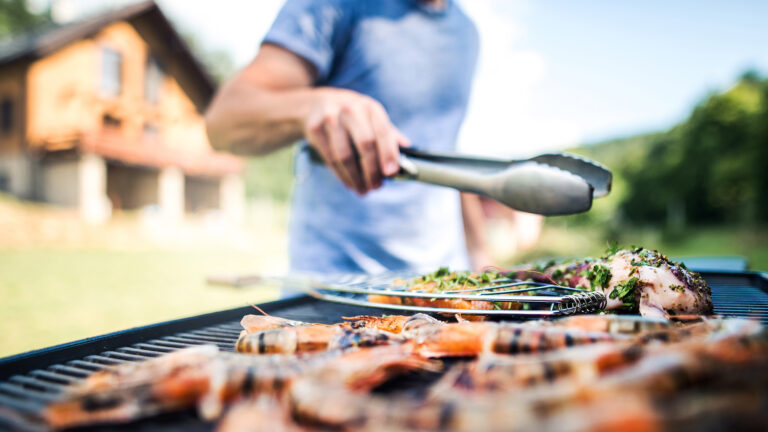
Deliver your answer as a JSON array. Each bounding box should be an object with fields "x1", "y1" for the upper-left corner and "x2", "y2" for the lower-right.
[{"x1": 0, "y1": 1, "x2": 244, "y2": 223}]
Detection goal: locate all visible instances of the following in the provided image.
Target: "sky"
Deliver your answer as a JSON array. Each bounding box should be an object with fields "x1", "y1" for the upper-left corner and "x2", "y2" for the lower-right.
[{"x1": 33, "y1": 0, "x2": 768, "y2": 157}]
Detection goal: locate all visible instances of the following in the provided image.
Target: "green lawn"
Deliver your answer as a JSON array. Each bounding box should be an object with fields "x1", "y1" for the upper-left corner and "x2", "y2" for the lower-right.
[{"x1": 0, "y1": 248, "x2": 281, "y2": 358}]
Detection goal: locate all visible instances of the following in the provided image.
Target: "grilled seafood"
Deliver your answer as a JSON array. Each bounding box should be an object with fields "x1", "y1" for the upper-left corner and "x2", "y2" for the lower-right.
[
  {"x1": 367, "y1": 267, "x2": 523, "y2": 312},
  {"x1": 432, "y1": 318, "x2": 762, "y2": 395},
  {"x1": 240, "y1": 314, "x2": 316, "y2": 333},
  {"x1": 44, "y1": 345, "x2": 320, "y2": 428},
  {"x1": 235, "y1": 325, "x2": 406, "y2": 354},
  {"x1": 42, "y1": 311, "x2": 768, "y2": 432},
  {"x1": 526, "y1": 248, "x2": 713, "y2": 318},
  {"x1": 288, "y1": 343, "x2": 439, "y2": 428},
  {"x1": 341, "y1": 313, "x2": 442, "y2": 334},
  {"x1": 293, "y1": 321, "x2": 768, "y2": 431},
  {"x1": 45, "y1": 342, "x2": 435, "y2": 430},
  {"x1": 366, "y1": 247, "x2": 714, "y2": 319},
  {"x1": 217, "y1": 396, "x2": 306, "y2": 432},
  {"x1": 409, "y1": 320, "x2": 623, "y2": 358},
  {"x1": 236, "y1": 314, "x2": 439, "y2": 355}
]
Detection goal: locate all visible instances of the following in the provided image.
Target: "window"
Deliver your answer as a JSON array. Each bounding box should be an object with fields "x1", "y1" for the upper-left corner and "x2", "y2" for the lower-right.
[
  {"x1": 100, "y1": 47, "x2": 123, "y2": 97},
  {"x1": 144, "y1": 57, "x2": 163, "y2": 104},
  {"x1": 0, "y1": 98, "x2": 12, "y2": 133},
  {"x1": 143, "y1": 123, "x2": 159, "y2": 142},
  {"x1": 102, "y1": 113, "x2": 122, "y2": 129}
]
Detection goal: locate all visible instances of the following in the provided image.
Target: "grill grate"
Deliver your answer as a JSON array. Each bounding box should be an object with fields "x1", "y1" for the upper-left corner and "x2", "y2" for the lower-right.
[{"x1": 0, "y1": 271, "x2": 765, "y2": 431}]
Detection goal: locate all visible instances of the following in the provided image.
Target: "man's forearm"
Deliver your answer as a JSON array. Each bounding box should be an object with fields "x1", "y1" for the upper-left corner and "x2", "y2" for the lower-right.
[{"x1": 205, "y1": 77, "x2": 316, "y2": 155}]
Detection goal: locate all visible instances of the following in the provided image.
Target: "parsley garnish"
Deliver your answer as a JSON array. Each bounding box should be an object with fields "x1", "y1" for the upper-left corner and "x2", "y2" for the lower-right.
[
  {"x1": 669, "y1": 284, "x2": 685, "y2": 293},
  {"x1": 587, "y1": 264, "x2": 612, "y2": 290},
  {"x1": 604, "y1": 242, "x2": 620, "y2": 257},
  {"x1": 609, "y1": 277, "x2": 639, "y2": 310}
]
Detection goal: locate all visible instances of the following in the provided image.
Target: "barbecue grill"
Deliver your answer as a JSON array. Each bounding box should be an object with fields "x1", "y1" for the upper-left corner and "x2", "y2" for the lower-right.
[{"x1": 1, "y1": 270, "x2": 767, "y2": 431}]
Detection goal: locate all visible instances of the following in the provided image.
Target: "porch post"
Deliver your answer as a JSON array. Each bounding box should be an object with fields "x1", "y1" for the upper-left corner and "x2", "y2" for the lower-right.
[
  {"x1": 78, "y1": 153, "x2": 110, "y2": 224},
  {"x1": 220, "y1": 174, "x2": 245, "y2": 224},
  {"x1": 159, "y1": 166, "x2": 184, "y2": 222}
]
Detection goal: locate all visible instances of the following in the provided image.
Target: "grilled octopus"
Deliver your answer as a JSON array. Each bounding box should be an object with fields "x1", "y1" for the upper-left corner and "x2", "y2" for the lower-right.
[{"x1": 521, "y1": 248, "x2": 713, "y2": 318}]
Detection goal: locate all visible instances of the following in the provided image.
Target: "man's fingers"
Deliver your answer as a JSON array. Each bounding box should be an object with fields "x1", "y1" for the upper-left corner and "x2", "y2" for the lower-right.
[
  {"x1": 306, "y1": 121, "x2": 352, "y2": 189},
  {"x1": 368, "y1": 103, "x2": 401, "y2": 177},
  {"x1": 324, "y1": 118, "x2": 365, "y2": 194},
  {"x1": 340, "y1": 107, "x2": 382, "y2": 190}
]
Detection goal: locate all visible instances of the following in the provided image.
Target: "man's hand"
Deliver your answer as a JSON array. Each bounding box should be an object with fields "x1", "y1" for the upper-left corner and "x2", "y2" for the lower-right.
[{"x1": 303, "y1": 88, "x2": 410, "y2": 194}]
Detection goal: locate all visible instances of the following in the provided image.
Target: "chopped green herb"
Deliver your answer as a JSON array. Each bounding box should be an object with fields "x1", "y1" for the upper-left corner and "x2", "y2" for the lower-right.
[
  {"x1": 434, "y1": 267, "x2": 450, "y2": 277},
  {"x1": 669, "y1": 285, "x2": 685, "y2": 293},
  {"x1": 604, "y1": 241, "x2": 620, "y2": 257},
  {"x1": 610, "y1": 277, "x2": 640, "y2": 310},
  {"x1": 587, "y1": 264, "x2": 612, "y2": 290}
]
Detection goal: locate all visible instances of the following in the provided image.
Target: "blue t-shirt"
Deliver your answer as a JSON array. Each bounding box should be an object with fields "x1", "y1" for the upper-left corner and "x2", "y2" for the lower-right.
[{"x1": 264, "y1": 0, "x2": 479, "y2": 274}]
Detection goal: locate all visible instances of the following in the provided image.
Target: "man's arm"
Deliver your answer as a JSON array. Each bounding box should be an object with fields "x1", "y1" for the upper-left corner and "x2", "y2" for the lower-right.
[
  {"x1": 205, "y1": 44, "x2": 407, "y2": 194},
  {"x1": 461, "y1": 193, "x2": 494, "y2": 271}
]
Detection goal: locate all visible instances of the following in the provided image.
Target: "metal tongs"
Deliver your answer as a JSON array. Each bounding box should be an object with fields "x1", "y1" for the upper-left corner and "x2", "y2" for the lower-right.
[
  {"x1": 308, "y1": 146, "x2": 612, "y2": 215},
  {"x1": 396, "y1": 148, "x2": 611, "y2": 215}
]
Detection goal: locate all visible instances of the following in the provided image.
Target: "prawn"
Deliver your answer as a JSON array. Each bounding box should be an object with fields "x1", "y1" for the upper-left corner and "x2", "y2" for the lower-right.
[
  {"x1": 235, "y1": 326, "x2": 406, "y2": 355},
  {"x1": 44, "y1": 346, "x2": 328, "y2": 429}
]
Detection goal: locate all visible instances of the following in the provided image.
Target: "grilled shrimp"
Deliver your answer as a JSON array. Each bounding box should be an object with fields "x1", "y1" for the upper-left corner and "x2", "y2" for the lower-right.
[
  {"x1": 431, "y1": 343, "x2": 642, "y2": 395},
  {"x1": 288, "y1": 343, "x2": 439, "y2": 428},
  {"x1": 44, "y1": 346, "x2": 329, "y2": 429},
  {"x1": 240, "y1": 315, "x2": 317, "y2": 333},
  {"x1": 341, "y1": 313, "x2": 443, "y2": 334},
  {"x1": 235, "y1": 326, "x2": 406, "y2": 354},
  {"x1": 217, "y1": 396, "x2": 307, "y2": 432},
  {"x1": 551, "y1": 314, "x2": 675, "y2": 334},
  {"x1": 408, "y1": 321, "x2": 624, "y2": 358},
  {"x1": 356, "y1": 324, "x2": 768, "y2": 431}
]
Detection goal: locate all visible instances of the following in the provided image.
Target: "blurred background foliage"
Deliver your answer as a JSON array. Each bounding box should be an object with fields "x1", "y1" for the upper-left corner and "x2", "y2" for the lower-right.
[
  {"x1": 532, "y1": 71, "x2": 768, "y2": 266},
  {"x1": 567, "y1": 71, "x2": 768, "y2": 230},
  {"x1": 0, "y1": 0, "x2": 50, "y2": 37}
]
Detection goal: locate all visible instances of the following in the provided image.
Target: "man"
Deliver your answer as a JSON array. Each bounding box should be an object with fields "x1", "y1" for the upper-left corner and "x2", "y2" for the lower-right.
[{"x1": 206, "y1": 0, "x2": 491, "y2": 274}]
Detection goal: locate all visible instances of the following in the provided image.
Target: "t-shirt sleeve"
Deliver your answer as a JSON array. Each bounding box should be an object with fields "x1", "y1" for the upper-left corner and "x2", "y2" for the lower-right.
[{"x1": 262, "y1": 0, "x2": 355, "y2": 83}]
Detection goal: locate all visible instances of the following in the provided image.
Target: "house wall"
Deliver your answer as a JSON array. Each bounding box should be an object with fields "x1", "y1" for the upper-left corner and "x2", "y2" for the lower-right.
[
  {"x1": 4, "y1": 17, "x2": 243, "y2": 223},
  {"x1": 25, "y1": 20, "x2": 210, "y2": 154}
]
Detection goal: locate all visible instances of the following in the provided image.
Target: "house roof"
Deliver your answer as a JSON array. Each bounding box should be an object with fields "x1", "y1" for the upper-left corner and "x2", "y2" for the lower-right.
[{"x1": 0, "y1": 0, "x2": 216, "y2": 112}]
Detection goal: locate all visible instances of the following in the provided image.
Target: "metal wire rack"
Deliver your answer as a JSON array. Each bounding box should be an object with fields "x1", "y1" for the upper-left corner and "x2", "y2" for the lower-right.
[{"x1": 282, "y1": 273, "x2": 608, "y2": 317}]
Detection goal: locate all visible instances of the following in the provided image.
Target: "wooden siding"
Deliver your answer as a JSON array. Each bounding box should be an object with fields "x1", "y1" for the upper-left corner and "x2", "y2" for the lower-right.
[{"x1": 25, "y1": 20, "x2": 210, "y2": 155}]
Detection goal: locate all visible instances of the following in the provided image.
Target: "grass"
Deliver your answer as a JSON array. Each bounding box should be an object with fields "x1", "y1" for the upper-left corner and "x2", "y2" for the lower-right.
[{"x1": 0, "y1": 248, "x2": 282, "y2": 358}]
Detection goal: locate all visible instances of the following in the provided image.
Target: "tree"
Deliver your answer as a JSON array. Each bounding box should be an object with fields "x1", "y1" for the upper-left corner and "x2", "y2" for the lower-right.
[{"x1": 0, "y1": 0, "x2": 51, "y2": 38}]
